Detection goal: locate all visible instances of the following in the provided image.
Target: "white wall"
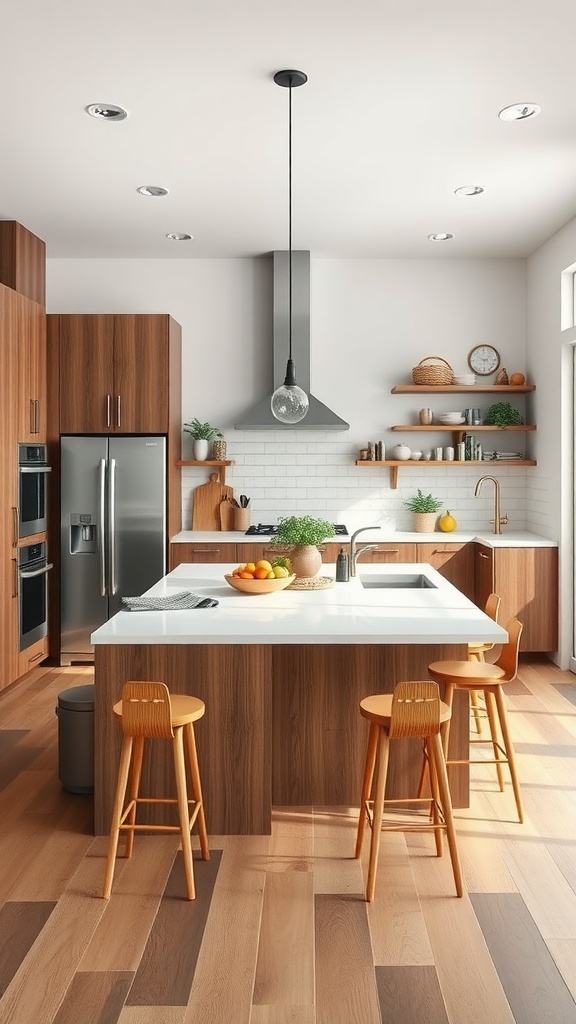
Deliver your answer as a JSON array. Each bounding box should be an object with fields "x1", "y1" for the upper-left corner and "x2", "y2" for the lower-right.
[
  {"x1": 47, "y1": 255, "x2": 528, "y2": 535},
  {"x1": 526, "y1": 215, "x2": 576, "y2": 667}
]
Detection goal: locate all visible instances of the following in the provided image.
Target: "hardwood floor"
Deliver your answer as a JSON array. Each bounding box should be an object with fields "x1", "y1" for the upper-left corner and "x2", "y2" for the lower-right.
[{"x1": 0, "y1": 658, "x2": 576, "y2": 1023}]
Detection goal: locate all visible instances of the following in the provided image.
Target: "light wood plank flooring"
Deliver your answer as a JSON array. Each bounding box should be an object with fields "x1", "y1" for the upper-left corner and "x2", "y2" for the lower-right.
[{"x1": 1, "y1": 657, "x2": 576, "y2": 1024}]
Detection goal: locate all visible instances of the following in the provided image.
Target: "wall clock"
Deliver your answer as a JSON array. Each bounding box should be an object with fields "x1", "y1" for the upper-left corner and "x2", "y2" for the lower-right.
[{"x1": 468, "y1": 344, "x2": 501, "y2": 376}]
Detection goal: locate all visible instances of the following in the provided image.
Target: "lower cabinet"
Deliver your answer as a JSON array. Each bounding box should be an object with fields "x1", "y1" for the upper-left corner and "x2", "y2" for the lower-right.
[
  {"x1": 474, "y1": 544, "x2": 558, "y2": 652},
  {"x1": 170, "y1": 543, "x2": 238, "y2": 569},
  {"x1": 359, "y1": 543, "x2": 417, "y2": 564},
  {"x1": 418, "y1": 542, "x2": 475, "y2": 602}
]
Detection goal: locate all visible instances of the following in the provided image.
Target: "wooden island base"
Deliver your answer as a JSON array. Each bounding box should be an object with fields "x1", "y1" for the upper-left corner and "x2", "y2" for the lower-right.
[{"x1": 94, "y1": 641, "x2": 469, "y2": 835}]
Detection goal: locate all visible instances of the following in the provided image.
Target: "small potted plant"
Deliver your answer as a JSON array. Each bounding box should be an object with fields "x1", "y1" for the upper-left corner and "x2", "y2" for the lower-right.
[
  {"x1": 403, "y1": 489, "x2": 443, "y2": 533},
  {"x1": 483, "y1": 402, "x2": 524, "y2": 427},
  {"x1": 270, "y1": 515, "x2": 335, "y2": 578},
  {"x1": 183, "y1": 419, "x2": 223, "y2": 461}
]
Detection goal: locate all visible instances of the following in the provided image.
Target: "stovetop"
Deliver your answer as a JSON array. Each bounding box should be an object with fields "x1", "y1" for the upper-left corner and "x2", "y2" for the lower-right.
[{"x1": 245, "y1": 523, "x2": 349, "y2": 537}]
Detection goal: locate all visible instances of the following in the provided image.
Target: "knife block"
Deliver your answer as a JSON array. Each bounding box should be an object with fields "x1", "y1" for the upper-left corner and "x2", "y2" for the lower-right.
[{"x1": 234, "y1": 507, "x2": 250, "y2": 532}]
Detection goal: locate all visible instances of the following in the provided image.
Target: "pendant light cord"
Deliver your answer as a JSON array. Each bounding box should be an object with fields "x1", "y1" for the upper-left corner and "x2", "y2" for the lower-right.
[{"x1": 288, "y1": 75, "x2": 293, "y2": 364}]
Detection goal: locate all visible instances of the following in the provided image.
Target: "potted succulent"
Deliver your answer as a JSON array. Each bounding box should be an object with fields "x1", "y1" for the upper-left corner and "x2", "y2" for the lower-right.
[
  {"x1": 403, "y1": 489, "x2": 443, "y2": 533},
  {"x1": 270, "y1": 515, "x2": 335, "y2": 578},
  {"x1": 183, "y1": 419, "x2": 223, "y2": 461}
]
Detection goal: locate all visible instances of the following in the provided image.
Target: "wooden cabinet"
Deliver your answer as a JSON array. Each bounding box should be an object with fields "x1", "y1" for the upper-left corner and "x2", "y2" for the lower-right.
[
  {"x1": 474, "y1": 544, "x2": 558, "y2": 652},
  {"x1": 0, "y1": 220, "x2": 46, "y2": 305},
  {"x1": 418, "y1": 541, "x2": 475, "y2": 601},
  {"x1": 52, "y1": 314, "x2": 180, "y2": 435},
  {"x1": 0, "y1": 283, "x2": 21, "y2": 690},
  {"x1": 17, "y1": 294, "x2": 46, "y2": 442},
  {"x1": 170, "y1": 542, "x2": 238, "y2": 569},
  {"x1": 357, "y1": 542, "x2": 417, "y2": 564}
]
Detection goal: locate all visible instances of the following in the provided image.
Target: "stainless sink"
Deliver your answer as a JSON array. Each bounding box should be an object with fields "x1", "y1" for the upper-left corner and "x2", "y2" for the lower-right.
[{"x1": 360, "y1": 573, "x2": 437, "y2": 589}]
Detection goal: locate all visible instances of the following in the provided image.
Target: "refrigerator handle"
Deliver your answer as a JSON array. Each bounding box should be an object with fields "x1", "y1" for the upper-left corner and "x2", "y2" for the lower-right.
[
  {"x1": 109, "y1": 457, "x2": 117, "y2": 595},
  {"x1": 99, "y1": 458, "x2": 107, "y2": 596}
]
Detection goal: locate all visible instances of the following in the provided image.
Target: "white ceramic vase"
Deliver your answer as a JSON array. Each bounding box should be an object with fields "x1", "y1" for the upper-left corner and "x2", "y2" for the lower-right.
[{"x1": 192, "y1": 439, "x2": 209, "y2": 461}]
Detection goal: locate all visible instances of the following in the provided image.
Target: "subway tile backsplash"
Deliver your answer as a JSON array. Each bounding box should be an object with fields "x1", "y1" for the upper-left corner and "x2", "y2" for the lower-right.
[{"x1": 181, "y1": 432, "x2": 531, "y2": 534}]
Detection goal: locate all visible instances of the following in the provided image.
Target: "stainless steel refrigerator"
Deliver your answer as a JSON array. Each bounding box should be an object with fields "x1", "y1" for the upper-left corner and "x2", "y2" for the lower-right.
[{"x1": 60, "y1": 436, "x2": 166, "y2": 662}]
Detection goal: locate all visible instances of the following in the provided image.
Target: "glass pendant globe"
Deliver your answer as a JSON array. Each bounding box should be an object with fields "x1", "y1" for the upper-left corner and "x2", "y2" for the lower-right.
[{"x1": 270, "y1": 383, "x2": 309, "y2": 424}]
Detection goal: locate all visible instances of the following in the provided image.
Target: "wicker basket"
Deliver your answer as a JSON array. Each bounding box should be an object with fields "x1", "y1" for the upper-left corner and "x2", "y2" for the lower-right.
[{"x1": 411, "y1": 356, "x2": 454, "y2": 386}]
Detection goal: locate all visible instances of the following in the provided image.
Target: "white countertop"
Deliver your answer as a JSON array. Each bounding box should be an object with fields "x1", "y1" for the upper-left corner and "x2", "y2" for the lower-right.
[
  {"x1": 91, "y1": 562, "x2": 508, "y2": 647},
  {"x1": 171, "y1": 529, "x2": 556, "y2": 548}
]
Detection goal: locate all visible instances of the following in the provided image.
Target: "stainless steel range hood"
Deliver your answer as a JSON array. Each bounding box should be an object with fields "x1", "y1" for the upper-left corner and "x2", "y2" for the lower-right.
[{"x1": 234, "y1": 251, "x2": 349, "y2": 431}]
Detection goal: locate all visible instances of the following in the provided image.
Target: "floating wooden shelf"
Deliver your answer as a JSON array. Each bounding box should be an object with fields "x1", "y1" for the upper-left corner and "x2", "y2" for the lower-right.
[
  {"x1": 391, "y1": 424, "x2": 536, "y2": 434},
  {"x1": 176, "y1": 459, "x2": 235, "y2": 484},
  {"x1": 355, "y1": 459, "x2": 537, "y2": 490},
  {"x1": 391, "y1": 384, "x2": 535, "y2": 394}
]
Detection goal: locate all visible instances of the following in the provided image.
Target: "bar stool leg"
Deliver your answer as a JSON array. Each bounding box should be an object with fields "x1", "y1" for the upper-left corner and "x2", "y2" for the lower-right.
[
  {"x1": 470, "y1": 689, "x2": 483, "y2": 734},
  {"x1": 484, "y1": 690, "x2": 505, "y2": 791},
  {"x1": 429, "y1": 733, "x2": 463, "y2": 897},
  {"x1": 425, "y1": 737, "x2": 443, "y2": 857},
  {"x1": 184, "y1": 722, "x2": 210, "y2": 861},
  {"x1": 493, "y1": 687, "x2": 524, "y2": 824},
  {"x1": 355, "y1": 721, "x2": 379, "y2": 859},
  {"x1": 173, "y1": 726, "x2": 195, "y2": 900},
  {"x1": 124, "y1": 735, "x2": 144, "y2": 859},
  {"x1": 366, "y1": 727, "x2": 390, "y2": 903},
  {"x1": 103, "y1": 736, "x2": 133, "y2": 899}
]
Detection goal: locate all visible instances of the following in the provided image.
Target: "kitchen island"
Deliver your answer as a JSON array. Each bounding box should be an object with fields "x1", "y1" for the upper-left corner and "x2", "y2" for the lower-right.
[{"x1": 92, "y1": 562, "x2": 507, "y2": 835}]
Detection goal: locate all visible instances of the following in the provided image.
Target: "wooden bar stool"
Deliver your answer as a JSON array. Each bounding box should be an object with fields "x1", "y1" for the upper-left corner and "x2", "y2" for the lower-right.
[
  {"x1": 102, "y1": 680, "x2": 209, "y2": 901},
  {"x1": 468, "y1": 593, "x2": 501, "y2": 735},
  {"x1": 355, "y1": 681, "x2": 463, "y2": 903},
  {"x1": 428, "y1": 617, "x2": 524, "y2": 823}
]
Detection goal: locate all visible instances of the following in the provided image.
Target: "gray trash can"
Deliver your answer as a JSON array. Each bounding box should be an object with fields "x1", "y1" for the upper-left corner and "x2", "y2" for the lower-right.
[{"x1": 56, "y1": 684, "x2": 95, "y2": 794}]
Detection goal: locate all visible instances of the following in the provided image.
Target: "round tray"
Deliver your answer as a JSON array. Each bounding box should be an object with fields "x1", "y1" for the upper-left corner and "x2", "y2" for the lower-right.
[{"x1": 287, "y1": 576, "x2": 335, "y2": 590}]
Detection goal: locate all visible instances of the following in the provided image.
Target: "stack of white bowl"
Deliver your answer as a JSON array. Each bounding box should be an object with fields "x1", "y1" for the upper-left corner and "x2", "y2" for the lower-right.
[
  {"x1": 452, "y1": 373, "x2": 476, "y2": 386},
  {"x1": 437, "y1": 412, "x2": 466, "y2": 425}
]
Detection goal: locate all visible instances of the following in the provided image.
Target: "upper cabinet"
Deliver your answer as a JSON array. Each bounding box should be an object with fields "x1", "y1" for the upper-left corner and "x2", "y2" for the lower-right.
[
  {"x1": 50, "y1": 314, "x2": 181, "y2": 434},
  {"x1": 17, "y1": 294, "x2": 46, "y2": 442},
  {"x1": 0, "y1": 220, "x2": 46, "y2": 306}
]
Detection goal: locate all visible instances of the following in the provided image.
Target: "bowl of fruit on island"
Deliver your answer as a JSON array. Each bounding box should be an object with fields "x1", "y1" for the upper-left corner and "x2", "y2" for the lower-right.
[{"x1": 224, "y1": 557, "x2": 296, "y2": 594}]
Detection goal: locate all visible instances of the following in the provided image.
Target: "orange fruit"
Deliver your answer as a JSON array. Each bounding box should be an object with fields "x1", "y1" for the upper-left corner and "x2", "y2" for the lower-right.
[
  {"x1": 245, "y1": 562, "x2": 256, "y2": 574},
  {"x1": 509, "y1": 372, "x2": 525, "y2": 385},
  {"x1": 240, "y1": 571, "x2": 255, "y2": 579},
  {"x1": 254, "y1": 567, "x2": 269, "y2": 579}
]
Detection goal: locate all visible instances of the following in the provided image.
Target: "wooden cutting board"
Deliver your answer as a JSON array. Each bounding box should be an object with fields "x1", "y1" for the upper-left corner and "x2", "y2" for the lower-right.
[
  {"x1": 219, "y1": 496, "x2": 236, "y2": 532},
  {"x1": 192, "y1": 472, "x2": 234, "y2": 531}
]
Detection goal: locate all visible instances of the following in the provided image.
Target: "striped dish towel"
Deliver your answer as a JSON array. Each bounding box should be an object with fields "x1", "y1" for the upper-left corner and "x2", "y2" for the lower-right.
[{"x1": 122, "y1": 591, "x2": 218, "y2": 611}]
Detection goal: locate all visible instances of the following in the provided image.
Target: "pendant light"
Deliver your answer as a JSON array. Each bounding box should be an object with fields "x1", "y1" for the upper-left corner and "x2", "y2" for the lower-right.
[{"x1": 270, "y1": 69, "x2": 310, "y2": 425}]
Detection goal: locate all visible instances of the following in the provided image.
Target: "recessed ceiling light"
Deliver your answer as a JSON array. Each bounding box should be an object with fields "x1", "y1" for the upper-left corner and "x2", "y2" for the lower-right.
[
  {"x1": 137, "y1": 185, "x2": 169, "y2": 197},
  {"x1": 85, "y1": 103, "x2": 128, "y2": 121},
  {"x1": 498, "y1": 103, "x2": 541, "y2": 122},
  {"x1": 454, "y1": 185, "x2": 484, "y2": 197},
  {"x1": 427, "y1": 232, "x2": 454, "y2": 241},
  {"x1": 166, "y1": 232, "x2": 192, "y2": 241}
]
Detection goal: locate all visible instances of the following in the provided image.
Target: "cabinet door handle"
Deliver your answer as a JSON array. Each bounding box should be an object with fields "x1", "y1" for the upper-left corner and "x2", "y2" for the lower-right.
[
  {"x1": 36, "y1": 400, "x2": 40, "y2": 434},
  {"x1": 30, "y1": 398, "x2": 35, "y2": 434},
  {"x1": 380, "y1": 547, "x2": 399, "y2": 553},
  {"x1": 106, "y1": 394, "x2": 112, "y2": 428},
  {"x1": 12, "y1": 507, "x2": 18, "y2": 547},
  {"x1": 192, "y1": 548, "x2": 220, "y2": 554},
  {"x1": 116, "y1": 395, "x2": 121, "y2": 428},
  {"x1": 12, "y1": 557, "x2": 17, "y2": 598},
  {"x1": 478, "y1": 552, "x2": 490, "y2": 559}
]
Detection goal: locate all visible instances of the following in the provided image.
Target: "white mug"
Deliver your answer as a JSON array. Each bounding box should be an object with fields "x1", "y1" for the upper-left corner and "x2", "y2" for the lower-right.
[
  {"x1": 444, "y1": 446, "x2": 454, "y2": 461},
  {"x1": 434, "y1": 447, "x2": 443, "y2": 461}
]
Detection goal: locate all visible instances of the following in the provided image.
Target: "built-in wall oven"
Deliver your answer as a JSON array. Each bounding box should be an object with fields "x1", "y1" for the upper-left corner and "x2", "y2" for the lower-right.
[
  {"x1": 18, "y1": 541, "x2": 52, "y2": 651},
  {"x1": 18, "y1": 444, "x2": 51, "y2": 538}
]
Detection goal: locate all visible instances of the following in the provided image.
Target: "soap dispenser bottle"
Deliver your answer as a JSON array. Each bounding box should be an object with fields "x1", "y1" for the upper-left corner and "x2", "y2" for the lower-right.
[{"x1": 336, "y1": 547, "x2": 349, "y2": 582}]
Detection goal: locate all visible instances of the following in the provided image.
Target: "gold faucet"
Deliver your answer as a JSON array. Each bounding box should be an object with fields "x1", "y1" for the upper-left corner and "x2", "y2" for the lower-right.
[{"x1": 474, "y1": 476, "x2": 508, "y2": 535}]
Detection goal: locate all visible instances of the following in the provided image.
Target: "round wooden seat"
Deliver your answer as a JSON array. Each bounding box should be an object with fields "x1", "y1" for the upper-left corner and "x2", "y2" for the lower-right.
[
  {"x1": 355, "y1": 681, "x2": 463, "y2": 903},
  {"x1": 428, "y1": 660, "x2": 505, "y2": 685},
  {"x1": 103, "y1": 681, "x2": 209, "y2": 901},
  {"x1": 112, "y1": 693, "x2": 206, "y2": 729}
]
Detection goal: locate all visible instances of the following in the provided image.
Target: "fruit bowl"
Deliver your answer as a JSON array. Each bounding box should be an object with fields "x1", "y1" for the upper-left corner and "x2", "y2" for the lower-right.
[{"x1": 224, "y1": 573, "x2": 296, "y2": 594}]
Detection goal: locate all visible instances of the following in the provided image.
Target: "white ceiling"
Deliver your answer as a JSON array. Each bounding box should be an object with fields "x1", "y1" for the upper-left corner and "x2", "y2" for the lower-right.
[{"x1": 3, "y1": 0, "x2": 576, "y2": 260}]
